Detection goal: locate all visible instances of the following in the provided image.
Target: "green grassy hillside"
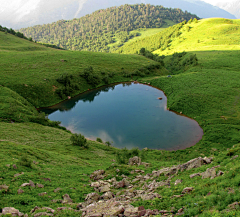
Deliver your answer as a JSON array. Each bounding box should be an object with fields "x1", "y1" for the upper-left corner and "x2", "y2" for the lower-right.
[
  {"x1": 0, "y1": 31, "x2": 165, "y2": 108},
  {"x1": 1, "y1": 18, "x2": 240, "y2": 216},
  {"x1": 154, "y1": 18, "x2": 240, "y2": 55}
]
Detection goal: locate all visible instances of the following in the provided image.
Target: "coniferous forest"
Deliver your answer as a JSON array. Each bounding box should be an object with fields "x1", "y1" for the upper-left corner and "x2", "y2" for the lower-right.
[{"x1": 19, "y1": 4, "x2": 199, "y2": 52}]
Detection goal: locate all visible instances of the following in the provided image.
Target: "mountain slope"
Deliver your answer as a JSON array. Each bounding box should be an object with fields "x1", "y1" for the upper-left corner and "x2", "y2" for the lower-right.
[
  {"x1": 19, "y1": 4, "x2": 199, "y2": 52},
  {"x1": 0, "y1": 0, "x2": 236, "y2": 29},
  {"x1": 115, "y1": 18, "x2": 240, "y2": 55}
]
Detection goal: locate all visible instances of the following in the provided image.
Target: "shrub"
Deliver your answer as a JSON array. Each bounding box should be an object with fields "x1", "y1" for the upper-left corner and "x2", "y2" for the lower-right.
[
  {"x1": 96, "y1": 138, "x2": 103, "y2": 143},
  {"x1": 102, "y1": 76, "x2": 109, "y2": 84},
  {"x1": 105, "y1": 141, "x2": 112, "y2": 147},
  {"x1": 116, "y1": 147, "x2": 146, "y2": 164},
  {"x1": 19, "y1": 155, "x2": 32, "y2": 168},
  {"x1": 70, "y1": 133, "x2": 88, "y2": 148}
]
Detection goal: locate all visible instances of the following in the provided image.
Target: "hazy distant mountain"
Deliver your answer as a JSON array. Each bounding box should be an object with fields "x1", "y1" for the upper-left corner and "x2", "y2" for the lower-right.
[
  {"x1": 216, "y1": 0, "x2": 240, "y2": 19},
  {"x1": 0, "y1": 0, "x2": 236, "y2": 29}
]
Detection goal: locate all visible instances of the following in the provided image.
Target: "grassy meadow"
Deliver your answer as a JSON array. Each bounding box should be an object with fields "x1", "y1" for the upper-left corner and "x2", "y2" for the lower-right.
[{"x1": 1, "y1": 18, "x2": 240, "y2": 216}]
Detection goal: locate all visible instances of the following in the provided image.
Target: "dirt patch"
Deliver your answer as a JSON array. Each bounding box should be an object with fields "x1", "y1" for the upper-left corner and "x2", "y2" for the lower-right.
[{"x1": 52, "y1": 85, "x2": 58, "y2": 92}]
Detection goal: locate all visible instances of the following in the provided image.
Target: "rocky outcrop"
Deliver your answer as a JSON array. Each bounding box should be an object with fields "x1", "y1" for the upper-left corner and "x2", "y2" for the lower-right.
[
  {"x1": 202, "y1": 167, "x2": 216, "y2": 179},
  {"x1": 152, "y1": 157, "x2": 213, "y2": 178},
  {"x1": 182, "y1": 187, "x2": 194, "y2": 194},
  {"x1": 90, "y1": 170, "x2": 105, "y2": 180},
  {"x1": 0, "y1": 207, "x2": 25, "y2": 216},
  {"x1": 128, "y1": 156, "x2": 141, "y2": 166},
  {"x1": 17, "y1": 188, "x2": 24, "y2": 194},
  {"x1": 0, "y1": 184, "x2": 9, "y2": 191},
  {"x1": 62, "y1": 194, "x2": 73, "y2": 204}
]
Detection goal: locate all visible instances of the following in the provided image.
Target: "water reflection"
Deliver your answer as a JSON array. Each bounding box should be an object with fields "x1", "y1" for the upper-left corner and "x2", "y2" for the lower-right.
[{"x1": 40, "y1": 82, "x2": 203, "y2": 150}]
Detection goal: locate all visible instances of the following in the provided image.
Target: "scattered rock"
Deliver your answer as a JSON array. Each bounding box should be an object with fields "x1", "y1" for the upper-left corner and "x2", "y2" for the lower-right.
[
  {"x1": 137, "y1": 206, "x2": 146, "y2": 217},
  {"x1": 190, "y1": 173, "x2": 201, "y2": 178},
  {"x1": 203, "y1": 157, "x2": 213, "y2": 164},
  {"x1": 1, "y1": 207, "x2": 24, "y2": 216},
  {"x1": 57, "y1": 207, "x2": 73, "y2": 211},
  {"x1": 14, "y1": 172, "x2": 24, "y2": 178},
  {"x1": 228, "y1": 201, "x2": 240, "y2": 209},
  {"x1": 62, "y1": 194, "x2": 73, "y2": 204},
  {"x1": 99, "y1": 184, "x2": 110, "y2": 193},
  {"x1": 30, "y1": 206, "x2": 40, "y2": 213},
  {"x1": 0, "y1": 184, "x2": 9, "y2": 191},
  {"x1": 18, "y1": 188, "x2": 24, "y2": 194},
  {"x1": 158, "y1": 97, "x2": 163, "y2": 100},
  {"x1": 141, "y1": 192, "x2": 161, "y2": 201},
  {"x1": 128, "y1": 156, "x2": 141, "y2": 166},
  {"x1": 6, "y1": 164, "x2": 10, "y2": 168},
  {"x1": 115, "y1": 178, "x2": 129, "y2": 189},
  {"x1": 182, "y1": 187, "x2": 194, "y2": 194},
  {"x1": 227, "y1": 187, "x2": 235, "y2": 194},
  {"x1": 54, "y1": 187, "x2": 62, "y2": 193},
  {"x1": 37, "y1": 184, "x2": 44, "y2": 188},
  {"x1": 141, "y1": 162, "x2": 151, "y2": 167},
  {"x1": 34, "y1": 212, "x2": 53, "y2": 217},
  {"x1": 178, "y1": 208, "x2": 184, "y2": 213},
  {"x1": 173, "y1": 194, "x2": 184, "y2": 198},
  {"x1": 217, "y1": 170, "x2": 224, "y2": 176},
  {"x1": 100, "y1": 191, "x2": 114, "y2": 200},
  {"x1": 43, "y1": 178, "x2": 51, "y2": 182},
  {"x1": 174, "y1": 179, "x2": 182, "y2": 186},
  {"x1": 38, "y1": 192, "x2": 47, "y2": 196},
  {"x1": 29, "y1": 180, "x2": 36, "y2": 188},
  {"x1": 21, "y1": 183, "x2": 31, "y2": 187},
  {"x1": 202, "y1": 167, "x2": 216, "y2": 179},
  {"x1": 90, "y1": 170, "x2": 105, "y2": 180},
  {"x1": 231, "y1": 155, "x2": 238, "y2": 160},
  {"x1": 124, "y1": 206, "x2": 138, "y2": 216},
  {"x1": 81, "y1": 199, "x2": 125, "y2": 216},
  {"x1": 13, "y1": 164, "x2": 17, "y2": 169},
  {"x1": 85, "y1": 192, "x2": 100, "y2": 203}
]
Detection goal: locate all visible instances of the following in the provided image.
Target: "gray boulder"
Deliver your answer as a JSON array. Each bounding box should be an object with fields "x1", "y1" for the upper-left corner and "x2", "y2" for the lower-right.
[
  {"x1": 85, "y1": 192, "x2": 100, "y2": 203},
  {"x1": 202, "y1": 168, "x2": 216, "y2": 179},
  {"x1": 0, "y1": 184, "x2": 9, "y2": 191},
  {"x1": 128, "y1": 156, "x2": 141, "y2": 166},
  {"x1": 182, "y1": 187, "x2": 194, "y2": 194},
  {"x1": 1, "y1": 207, "x2": 24, "y2": 216},
  {"x1": 90, "y1": 170, "x2": 105, "y2": 180},
  {"x1": 62, "y1": 194, "x2": 73, "y2": 204},
  {"x1": 100, "y1": 191, "x2": 114, "y2": 200}
]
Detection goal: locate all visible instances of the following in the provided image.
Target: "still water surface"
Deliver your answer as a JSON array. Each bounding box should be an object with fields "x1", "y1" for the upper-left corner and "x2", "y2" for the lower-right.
[{"x1": 41, "y1": 83, "x2": 203, "y2": 150}]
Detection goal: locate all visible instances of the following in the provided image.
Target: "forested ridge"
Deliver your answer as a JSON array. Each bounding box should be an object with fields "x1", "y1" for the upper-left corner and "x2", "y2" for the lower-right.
[{"x1": 19, "y1": 4, "x2": 199, "y2": 52}]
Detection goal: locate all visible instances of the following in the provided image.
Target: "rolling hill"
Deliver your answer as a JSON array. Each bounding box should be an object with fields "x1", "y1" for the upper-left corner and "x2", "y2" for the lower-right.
[
  {"x1": 115, "y1": 18, "x2": 240, "y2": 55},
  {"x1": 19, "y1": 4, "x2": 199, "y2": 52}
]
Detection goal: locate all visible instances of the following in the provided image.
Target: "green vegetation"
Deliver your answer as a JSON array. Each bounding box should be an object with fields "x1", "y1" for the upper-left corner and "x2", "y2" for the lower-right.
[
  {"x1": 0, "y1": 31, "x2": 166, "y2": 108},
  {"x1": 19, "y1": 4, "x2": 199, "y2": 52},
  {"x1": 70, "y1": 133, "x2": 88, "y2": 149},
  {"x1": 1, "y1": 17, "x2": 240, "y2": 216}
]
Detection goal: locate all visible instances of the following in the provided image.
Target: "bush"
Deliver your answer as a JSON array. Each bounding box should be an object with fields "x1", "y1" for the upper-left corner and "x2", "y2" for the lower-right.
[
  {"x1": 19, "y1": 155, "x2": 32, "y2": 168},
  {"x1": 96, "y1": 138, "x2": 103, "y2": 143},
  {"x1": 70, "y1": 133, "x2": 88, "y2": 148},
  {"x1": 116, "y1": 147, "x2": 146, "y2": 164},
  {"x1": 105, "y1": 141, "x2": 112, "y2": 147},
  {"x1": 102, "y1": 76, "x2": 109, "y2": 84}
]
